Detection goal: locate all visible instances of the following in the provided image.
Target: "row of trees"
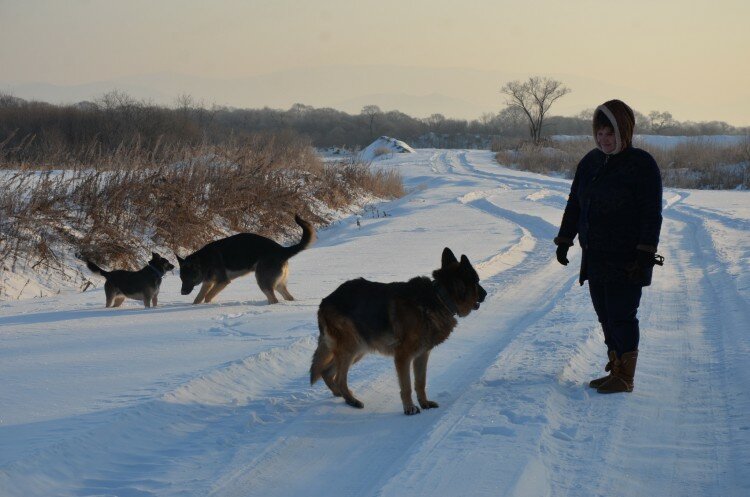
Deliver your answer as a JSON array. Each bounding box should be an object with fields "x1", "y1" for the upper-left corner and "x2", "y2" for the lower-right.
[{"x1": 1, "y1": 83, "x2": 746, "y2": 162}]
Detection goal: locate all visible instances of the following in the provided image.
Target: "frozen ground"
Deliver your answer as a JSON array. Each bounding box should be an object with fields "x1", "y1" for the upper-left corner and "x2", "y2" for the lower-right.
[{"x1": 1, "y1": 149, "x2": 748, "y2": 496}]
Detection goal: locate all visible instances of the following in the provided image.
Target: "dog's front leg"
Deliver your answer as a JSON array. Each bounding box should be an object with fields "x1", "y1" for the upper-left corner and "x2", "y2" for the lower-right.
[
  {"x1": 394, "y1": 351, "x2": 419, "y2": 415},
  {"x1": 193, "y1": 281, "x2": 214, "y2": 304},
  {"x1": 413, "y1": 351, "x2": 438, "y2": 409}
]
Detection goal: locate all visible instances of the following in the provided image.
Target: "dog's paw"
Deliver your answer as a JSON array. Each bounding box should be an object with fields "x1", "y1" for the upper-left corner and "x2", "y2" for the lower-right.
[
  {"x1": 404, "y1": 405, "x2": 421, "y2": 415},
  {"x1": 419, "y1": 400, "x2": 439, "y2": 409},
  {"x1": 346, "y1": 398, "x2": 364, "y2": 409}
]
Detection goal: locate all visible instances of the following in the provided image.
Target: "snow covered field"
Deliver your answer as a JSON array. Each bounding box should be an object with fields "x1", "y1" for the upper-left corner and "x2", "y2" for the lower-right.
[{"x1": 1, "y1": 149, "x2": 748, "y2": 496}]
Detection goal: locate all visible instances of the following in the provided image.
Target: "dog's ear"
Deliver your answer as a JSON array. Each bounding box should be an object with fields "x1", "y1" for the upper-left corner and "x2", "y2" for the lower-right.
[
  {"x1": 152, "y1": 252, "x2": 160, "y2": 260},
  {"x1": 441, "y1": 247, "x2": 458, "y2": 267},
  {"x1": 175, "y1": 252, "x2": 184, "y2": 265},
  {"x1": 460, "y1": 254, "x2": 471, "y2": 266}
]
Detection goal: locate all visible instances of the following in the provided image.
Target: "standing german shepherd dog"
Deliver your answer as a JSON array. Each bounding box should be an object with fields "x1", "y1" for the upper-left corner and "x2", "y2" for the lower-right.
[
  {"x1": 176, "y1": 215, "x2": 315, "y2": 305},
  {"x1": 311, "y1": 248, "x2": 486, "y2": 415},
  {"x1": 86, "y1": 252, "x2": 175, "y2": 308}
]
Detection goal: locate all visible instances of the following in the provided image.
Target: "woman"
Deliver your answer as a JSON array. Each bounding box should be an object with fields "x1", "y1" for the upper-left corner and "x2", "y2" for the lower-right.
[{"x1": 554, "y1": 99, "x2": 663, "y2": 394}]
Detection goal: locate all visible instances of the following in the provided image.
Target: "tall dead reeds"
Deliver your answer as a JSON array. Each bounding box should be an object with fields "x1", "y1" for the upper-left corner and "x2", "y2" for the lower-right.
[
  {"x1": 0, "y1": 133, "x2": 403, "y2": 297},
  {"x1": 494, "y1": 136, "x2": 750, "y2": 189}
]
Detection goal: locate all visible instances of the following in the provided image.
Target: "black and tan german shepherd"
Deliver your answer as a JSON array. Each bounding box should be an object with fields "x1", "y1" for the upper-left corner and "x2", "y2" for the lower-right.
[
  {"x1": 176, "y1": 215, "x2": 316, "y2": 305},
  {"x1": 311, "y1": 247, "x2": 486, "y2": 415},
  {"x1": 86, "y1": 252, "x2": 175, "y2": 308}
]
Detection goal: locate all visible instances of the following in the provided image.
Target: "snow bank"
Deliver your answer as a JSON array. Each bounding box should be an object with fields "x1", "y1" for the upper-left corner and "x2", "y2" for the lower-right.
[{"x1": 359, "y1": 136, "x2": 415, "y2": 162}]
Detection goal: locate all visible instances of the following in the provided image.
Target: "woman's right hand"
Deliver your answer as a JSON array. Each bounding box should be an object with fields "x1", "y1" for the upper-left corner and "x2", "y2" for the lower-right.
[{"x1": 556, "y1": 245, "x2": 570, "y2": 266}]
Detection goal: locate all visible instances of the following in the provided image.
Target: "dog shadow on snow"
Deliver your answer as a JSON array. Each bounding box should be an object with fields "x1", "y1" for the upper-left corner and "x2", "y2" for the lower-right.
[{"x1": 0, "y1": 299, "x2": 274, "y2": 327}]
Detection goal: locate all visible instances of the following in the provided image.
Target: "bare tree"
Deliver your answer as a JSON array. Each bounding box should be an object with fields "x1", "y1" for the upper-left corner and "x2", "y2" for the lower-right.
[
  {"x1": 361, "y1": 105, "x2": 382, "y2": 139},
  {"x1": 425, "y1": 113, "x2": 446, "y2": 133},
  {"x1": 648, "y1": 110, "x2": 675, "y2": 135},
  {"x1": 501, "y1": 77, "x2": 571, "y2": 144}
]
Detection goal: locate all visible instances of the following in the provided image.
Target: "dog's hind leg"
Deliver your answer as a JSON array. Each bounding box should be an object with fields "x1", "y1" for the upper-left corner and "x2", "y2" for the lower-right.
[
  {"x1": 112, "y1": 296, "x2": 126, "y2": 308},
  {"x1": 151, "y1": 295, "x2": 158, "y2": 307},
  {"x1": 311, "y1": 337, "x2": 341, "y2": 396},
  {"x1": 321, "y1": 365, "x2": 341, "y2": 396},
  {"x1": 104, "y1": 283, "x2": 115, "y2": 308},
  {"x1": 204, "y1": 280, "x2": 229, "y2": 303},
  {"x1": 277, "y1": 283, "x2": 294, "y2": 301},
  {"x1": 256, "y1": 259, "x2": 281, "y2": 304},
  {"x1": 275, "y1": 262, "x2": 295, "y2": 301},
  {"x1": 335, "y1": 352, "x2": 363, "y2": 409},
  {"x1": 193, "y1": 281, "x2": 215, "y2": 304},
  {"x1": 312, "y1": 311, "x2": 342, "y2": 396}
]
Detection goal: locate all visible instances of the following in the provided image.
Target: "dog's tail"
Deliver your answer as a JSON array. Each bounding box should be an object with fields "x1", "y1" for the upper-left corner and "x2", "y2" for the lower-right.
[
  {"x1": 310, "y1": 309, "x2": 334, "y2": 385},
  {"x1": 86, "y1": 260, "x2": 109, "y2": 277},
  {"x1": 284, "y1": 215, "x2": 316, "y2": 260}
]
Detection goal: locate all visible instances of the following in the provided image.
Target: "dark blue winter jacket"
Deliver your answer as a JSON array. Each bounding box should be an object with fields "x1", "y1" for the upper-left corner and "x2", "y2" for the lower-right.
[{"x1": 556, "y1": 146, "x2": 662, "y2": 286}]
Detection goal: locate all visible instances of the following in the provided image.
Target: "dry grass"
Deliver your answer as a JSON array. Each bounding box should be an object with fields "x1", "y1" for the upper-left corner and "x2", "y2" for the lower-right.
[
  {"x1": 0, "y1": 134, "x2": 404, "y2": 293},
  {"x1": 494, "y1": 136, "x2": 750, "y2": 189}
]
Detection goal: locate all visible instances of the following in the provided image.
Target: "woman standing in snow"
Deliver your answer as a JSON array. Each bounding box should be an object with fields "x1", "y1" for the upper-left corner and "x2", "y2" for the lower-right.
[{"x1": 554, "y1": 99, "x2": 663, "y2": 394}]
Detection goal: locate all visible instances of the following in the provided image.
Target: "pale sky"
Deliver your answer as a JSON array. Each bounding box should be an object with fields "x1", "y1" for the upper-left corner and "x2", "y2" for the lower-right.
[{"x1": 1, "y1": 0, "x2": 749, "y2": 124}]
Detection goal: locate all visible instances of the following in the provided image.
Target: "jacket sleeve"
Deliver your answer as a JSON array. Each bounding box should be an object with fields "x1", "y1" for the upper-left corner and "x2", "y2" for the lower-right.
[
  {"x1": 635, "y1": 153, "x2": 663, "y2": 252},
  {"x1": 555, "y1": 160, "x2": 583, "y2": 246}
]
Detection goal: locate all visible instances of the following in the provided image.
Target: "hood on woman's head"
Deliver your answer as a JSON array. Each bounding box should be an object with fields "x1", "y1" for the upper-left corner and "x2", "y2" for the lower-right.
[{"x1": 592, "y1": 99, "x2": 635, "y2": 154}]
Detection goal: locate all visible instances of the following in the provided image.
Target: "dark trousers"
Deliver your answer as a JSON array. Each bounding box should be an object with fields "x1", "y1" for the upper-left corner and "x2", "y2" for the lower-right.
[{"x1": 588, "y1": 281, "x2": 642, "y2": 357}]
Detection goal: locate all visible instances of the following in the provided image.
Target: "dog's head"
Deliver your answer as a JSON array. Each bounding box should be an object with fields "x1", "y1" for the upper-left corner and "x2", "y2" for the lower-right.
[
  {"x1": 175, "y1": 253, "x2": 203, "y2": 295},
  {"x1": 149, "y1": 252, "x2": 175, "y2": 274},
  {"x1": 433, "y1": 247, "x2": 487, "y2": 317}
]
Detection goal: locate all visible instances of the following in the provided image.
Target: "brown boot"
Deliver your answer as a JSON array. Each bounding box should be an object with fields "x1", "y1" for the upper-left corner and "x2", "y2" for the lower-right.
[
  {"x1": 597, "y1": 350, "x2": 638, "y2": 394},
  {"x1": 589, "y1": 351, "x2": 616, "y2": 388}
]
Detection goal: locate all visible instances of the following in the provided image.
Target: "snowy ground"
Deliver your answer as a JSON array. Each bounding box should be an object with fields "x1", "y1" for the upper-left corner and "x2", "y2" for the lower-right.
[{"x1": 1, "y1": 149, "x2": 748, "y2": 497}]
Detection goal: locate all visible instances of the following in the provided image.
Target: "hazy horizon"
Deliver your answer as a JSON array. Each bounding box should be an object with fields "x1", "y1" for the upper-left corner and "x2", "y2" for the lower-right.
[{"x1": 1, "y1": 0, "x2": 748, "y2": 125}]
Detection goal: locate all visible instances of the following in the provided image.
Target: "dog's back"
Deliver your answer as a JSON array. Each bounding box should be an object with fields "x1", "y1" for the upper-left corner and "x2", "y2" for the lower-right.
[
  {"x1": 194, "y1": 233, "x2": 283, "y2": 271},
  {"x1": 319, "y1": 277, "x2": 435, "y2": 345}
]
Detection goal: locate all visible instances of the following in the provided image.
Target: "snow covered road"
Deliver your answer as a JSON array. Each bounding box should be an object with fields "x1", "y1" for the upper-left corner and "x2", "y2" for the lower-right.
[{"x1": 1, "y1": 149, "x2": 748, "y2": 496}]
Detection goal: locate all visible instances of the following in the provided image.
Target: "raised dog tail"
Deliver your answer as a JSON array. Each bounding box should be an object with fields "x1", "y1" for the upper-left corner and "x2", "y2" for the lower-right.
[
  {"x1": 285, "y1": 214, "x2": 317, "y2": 260},
  {"x1": 86, "y1": 260, "x2": 108, "y2": 277},
  {"x1": 310, "y1": 310, "x2": 334, "y2": 385}
]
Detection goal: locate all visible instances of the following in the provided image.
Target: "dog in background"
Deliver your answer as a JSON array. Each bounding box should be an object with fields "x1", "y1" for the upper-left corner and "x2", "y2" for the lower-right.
[
  {"x1": 176, "y1": 214, "x2": 316, "y2": 305},
  {"x1": 311, "y1": 247, "x2": 486, "y2": 415},
  {"x1": 86, "y1": 252, "x2": 174, "y2": 308}
]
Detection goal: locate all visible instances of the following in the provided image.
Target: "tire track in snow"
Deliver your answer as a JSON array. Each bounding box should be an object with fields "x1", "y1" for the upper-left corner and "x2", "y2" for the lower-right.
[
  {"x1": 375, "y1": 170, "x2": 748, "y2": 496},
  {"x1": 210, "y1": 160, "x2": 581, "y2": 496}
]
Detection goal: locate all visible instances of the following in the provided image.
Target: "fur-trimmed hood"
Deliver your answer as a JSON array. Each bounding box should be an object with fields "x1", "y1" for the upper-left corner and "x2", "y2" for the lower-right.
[{"x1": 593, "y1": 99, "x2": 635, "y2": 155}]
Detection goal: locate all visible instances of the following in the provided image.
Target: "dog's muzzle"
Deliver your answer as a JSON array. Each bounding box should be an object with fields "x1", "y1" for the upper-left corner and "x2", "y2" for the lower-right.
[{"x1": 474, "y1": 286, "x2": 487, "y2": 309}]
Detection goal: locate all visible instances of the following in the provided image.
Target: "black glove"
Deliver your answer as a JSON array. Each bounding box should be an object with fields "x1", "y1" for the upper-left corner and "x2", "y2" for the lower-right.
[
  {"x1": 636, "y1": 249, "x2": 654, "y2": 269},
  {"x1": 628, "y1": 250, "x2": 665, "y2": 281},
  {"x1": 556, "y1": 244, "x2": 570, "y2": 266}
]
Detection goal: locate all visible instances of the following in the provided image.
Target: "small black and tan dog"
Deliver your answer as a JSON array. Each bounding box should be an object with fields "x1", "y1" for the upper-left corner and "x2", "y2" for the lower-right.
[
  {"x1": 176, "y1": 215, "x2": 316, "y2": 305},
  {"x1": 311, "y1": 247, "x2": 486, "y2": 415},
  {"x1": 86, "y1": 252, "x2": 175, "y2": 308}
]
